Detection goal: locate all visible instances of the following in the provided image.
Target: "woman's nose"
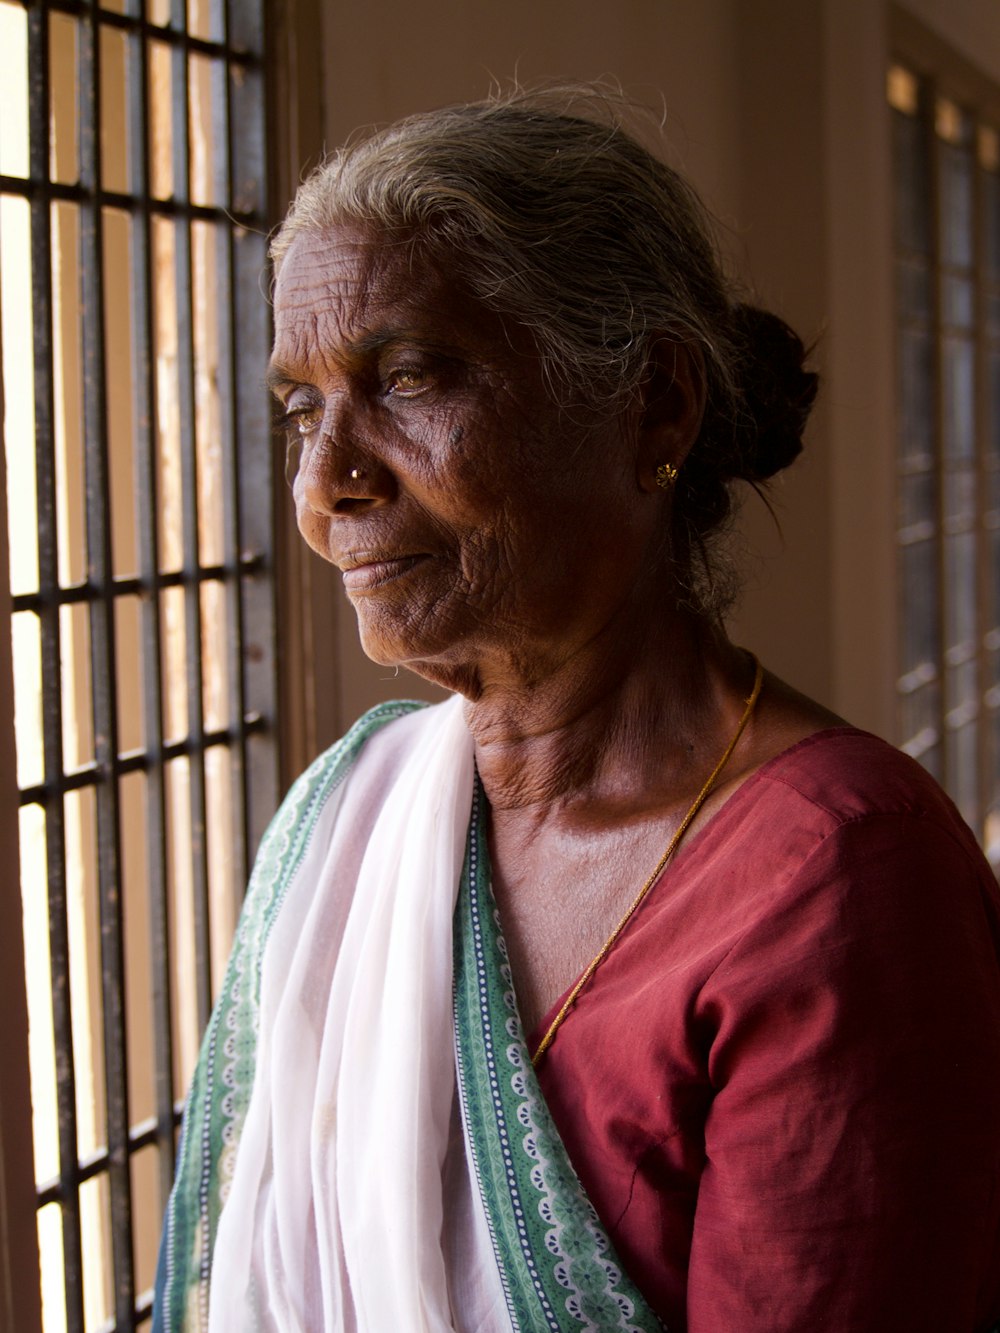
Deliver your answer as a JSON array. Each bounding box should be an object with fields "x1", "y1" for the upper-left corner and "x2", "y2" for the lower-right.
[{"x1": 294, "y1": 419, "x2": 395, "y2": 518}]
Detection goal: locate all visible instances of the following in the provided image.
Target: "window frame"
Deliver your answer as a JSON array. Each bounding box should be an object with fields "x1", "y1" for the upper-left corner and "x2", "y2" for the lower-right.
[
  {"x1": 0, "y1": 0, "x2": 300, "y2": 1323},
  {"x1": 890, "y1": 8, "x2": 1000, "y2": 863}
]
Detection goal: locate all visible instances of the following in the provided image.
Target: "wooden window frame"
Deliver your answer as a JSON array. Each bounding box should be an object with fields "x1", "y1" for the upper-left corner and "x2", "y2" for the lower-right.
[{"x1": 890, "y1": 9, "x2": 1000, "y2": 865}]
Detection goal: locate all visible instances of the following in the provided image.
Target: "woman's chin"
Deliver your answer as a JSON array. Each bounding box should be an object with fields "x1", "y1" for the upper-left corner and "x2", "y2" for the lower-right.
[
  {"x1": 356, "y1": 619, "x2": 481, "y2": 696},
  {"x1": 356, "y1": 613, "x2": 452, "y2": 674}
]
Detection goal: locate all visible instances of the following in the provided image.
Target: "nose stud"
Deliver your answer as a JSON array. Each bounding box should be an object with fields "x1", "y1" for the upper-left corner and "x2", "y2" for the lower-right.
[{"x1": 349, "y1": 467, "x2": 365, "y2": 482}]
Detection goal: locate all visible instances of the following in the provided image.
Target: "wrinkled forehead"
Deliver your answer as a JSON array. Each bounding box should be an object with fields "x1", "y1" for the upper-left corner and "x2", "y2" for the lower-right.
[
  {"x1": 270, "y1": 221, "x2": 536, "y2": 375},
  {"x1": 272, "y1": 223, "x2": 404, "y2": 340}
]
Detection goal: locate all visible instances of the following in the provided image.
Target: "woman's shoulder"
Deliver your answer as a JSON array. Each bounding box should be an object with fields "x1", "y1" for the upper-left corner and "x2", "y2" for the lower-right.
[
  {"x1": 293, "y1": 693, "x2": 463, "y2": 797},
  {"x1": 755, "y1": 724, "x2": 963, "y2": 816},
  {"x1": 240, "y1": 692, "x2": 471, "y2": 969},
  {"x1": 731, "y1": 724, "x2": 993, "y2": 885},
  {"x1": 248, "y1": 696, "x2": 457, "y2": 874},
  {"x1": 757, "y1": 724, "x2": 955, "y2": 811},
  {"x1": 311, "y1": 696, "x2": 432, "y2": 777}
]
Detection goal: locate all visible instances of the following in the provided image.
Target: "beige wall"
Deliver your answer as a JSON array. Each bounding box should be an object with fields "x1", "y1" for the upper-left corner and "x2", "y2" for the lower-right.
[
  {"x1": 726, "y1": 0, "x2": 837, "y2": 709},
  {"x1": 319, "y1": 0, "x2": 742, "y2": 211},
  {"x1": 902, "y1": 0, "x2": 1000, "y2": 78},
  {"x1": 278, "y1": 0, "x2": 1000, "y2": 749}
]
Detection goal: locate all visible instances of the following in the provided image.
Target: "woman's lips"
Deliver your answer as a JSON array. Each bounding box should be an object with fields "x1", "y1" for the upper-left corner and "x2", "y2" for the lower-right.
[{"x1": 341, "y1": 553, "x2": 429, "y2": 594}]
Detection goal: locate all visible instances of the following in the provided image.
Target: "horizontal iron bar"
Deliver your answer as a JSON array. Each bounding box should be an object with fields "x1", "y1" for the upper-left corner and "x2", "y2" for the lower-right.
[
  {"x1": 11, "y1": 555, "x2": 266, "y2": 612},
  {"x1": 0, "y1": 173, "x2": 263, "y2": 228},
  {"x1": 5, "y1": 0, "x2": 262, "y2": 63},
  {"x1": 17, "y1": 714, "x2": 268, "y2": 805},
  {"x1": 34, "y1": 1102, "x2": 187, "y2": 1208}
]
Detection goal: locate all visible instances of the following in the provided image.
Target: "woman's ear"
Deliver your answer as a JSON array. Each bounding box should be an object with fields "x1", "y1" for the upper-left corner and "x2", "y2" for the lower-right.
[{"x1": 635, "y1": 338, "x2": 706, "y2": 494}]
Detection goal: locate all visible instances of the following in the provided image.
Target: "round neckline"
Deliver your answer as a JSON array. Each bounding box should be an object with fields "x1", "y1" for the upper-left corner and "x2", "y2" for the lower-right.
[{"x1": 524, "y1": 724, "x2": 864, "y2": 1055}]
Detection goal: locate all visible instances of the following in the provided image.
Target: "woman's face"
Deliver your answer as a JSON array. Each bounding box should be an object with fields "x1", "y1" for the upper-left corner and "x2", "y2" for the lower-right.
[{"x1": 269, "y1": 224, "x2": 660, "y2": 689}]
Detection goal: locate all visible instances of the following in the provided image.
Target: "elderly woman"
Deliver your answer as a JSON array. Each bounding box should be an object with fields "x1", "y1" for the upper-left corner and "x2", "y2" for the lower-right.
[{"x1": 154, "y1": 88, "x2": 1000, "y2": 1332}]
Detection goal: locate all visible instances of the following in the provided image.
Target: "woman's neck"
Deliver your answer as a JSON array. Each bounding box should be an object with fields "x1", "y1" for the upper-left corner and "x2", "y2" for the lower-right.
[{"x1": 464, "y1": 610, "x2": 755, "y2": 817}]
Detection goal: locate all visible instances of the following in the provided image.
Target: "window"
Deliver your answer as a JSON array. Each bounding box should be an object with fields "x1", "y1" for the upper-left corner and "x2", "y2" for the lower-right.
[
  {"x1": 889, "y1": 58, "x2": 1000, "y2": 868},
  {"x1": 0, "y1": 0, "x2": 278, "y2": 1325}
]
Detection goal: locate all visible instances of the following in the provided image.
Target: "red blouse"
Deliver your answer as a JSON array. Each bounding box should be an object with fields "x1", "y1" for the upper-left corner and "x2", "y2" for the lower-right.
[{"x1": 532, "y1": 729, "x2": 1000, "y2": 1332}]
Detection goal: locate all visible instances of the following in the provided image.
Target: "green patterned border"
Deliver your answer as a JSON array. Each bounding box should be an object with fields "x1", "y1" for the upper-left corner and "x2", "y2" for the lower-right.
[
  {"x1": 153, "y1": 700, "x2": 425, "y2": 1332},
  {"x1": 453, "y1": 781, "x2": 667, "y2": 1333}
]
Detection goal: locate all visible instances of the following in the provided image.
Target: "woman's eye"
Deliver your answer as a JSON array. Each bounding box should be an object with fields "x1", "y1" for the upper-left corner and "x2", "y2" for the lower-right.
[
  {"x1": 278, "y1": 399, "x2": 323, "y2": 437},
  {"x1": 385, "y1": 366, "x2": 429, "y2": 396}
]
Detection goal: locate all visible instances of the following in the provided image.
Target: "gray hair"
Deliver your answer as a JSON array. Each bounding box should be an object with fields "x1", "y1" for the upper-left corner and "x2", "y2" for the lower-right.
[{"x1": 271, "y1": 85, "x2": 816, "y2": 614}]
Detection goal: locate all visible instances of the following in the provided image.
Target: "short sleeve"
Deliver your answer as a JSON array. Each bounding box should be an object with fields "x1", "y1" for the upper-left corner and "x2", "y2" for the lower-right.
[{"x1": 688, "y1": 812, "x2": 1000, "y2": 1332}]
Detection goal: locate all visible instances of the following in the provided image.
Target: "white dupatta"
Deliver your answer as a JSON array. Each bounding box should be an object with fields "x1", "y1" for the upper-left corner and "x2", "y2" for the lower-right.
[
  {"x1": 155, "y1": 696, "x2": 664, "y2": 1333},
  {"x1": 206, "y1": 696, "x2": 503, "y2": 1330}
]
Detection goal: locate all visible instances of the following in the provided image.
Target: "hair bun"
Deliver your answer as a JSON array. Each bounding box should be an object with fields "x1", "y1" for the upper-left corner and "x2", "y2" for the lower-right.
[{"x1": 730, "y1": 303, "x2": 818, "y2": 481}]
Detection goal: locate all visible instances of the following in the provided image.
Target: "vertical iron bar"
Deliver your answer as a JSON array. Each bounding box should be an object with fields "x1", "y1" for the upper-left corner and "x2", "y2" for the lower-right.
[
  {"x1": 230, "y1": 0, "x2": 278, "y2": 855},
  {"x1": 169, "y1": 7, "x2": 213, "y2": 1025},
  {"x1": 211, "y1": 0, "x2": 226, "y2": 47},
  {"x1": 232, "y1": 227, "x2": 278, "y2": 854},
  {"x1": 974, "y1": 128, "x2": 991, "y2": 845},
  {"x1": 957, "y1": 123, "x2": 980, "y2": 832},
  {"x1": 78, "y1": 3, "x2": 135, "y2": 1324},
  {"x1": 218, "y1": 0, "x2": 248, "y2": 889},
  {"x1": 214, "y1": 222, "x2": 249, "y2": 892},
  {"x1": 926, "y1": 82, "x2": 949, "y2": 793},
  {"x1": 127, "y1": 0, "x2": 177, "y2": 1208},
  {"x1": 27, "y1": 3, "x2": 87, "y2": 1326}
]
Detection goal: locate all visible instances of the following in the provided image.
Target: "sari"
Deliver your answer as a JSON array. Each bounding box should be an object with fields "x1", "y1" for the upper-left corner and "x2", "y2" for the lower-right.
[{"x1": 152, "y1": 696, "x2": 665, "y2": 1332}]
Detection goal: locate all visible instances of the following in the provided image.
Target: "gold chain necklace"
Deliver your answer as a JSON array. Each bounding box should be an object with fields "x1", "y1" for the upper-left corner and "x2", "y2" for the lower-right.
[{"x1": 530, "y1": 653, "x2": 764, "y2": 1066}]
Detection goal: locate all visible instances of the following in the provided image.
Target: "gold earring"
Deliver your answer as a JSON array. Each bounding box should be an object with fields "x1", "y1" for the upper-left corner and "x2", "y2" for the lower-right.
[{"x1": 655, "y1": 462, "x2": 678, "y2": 490}]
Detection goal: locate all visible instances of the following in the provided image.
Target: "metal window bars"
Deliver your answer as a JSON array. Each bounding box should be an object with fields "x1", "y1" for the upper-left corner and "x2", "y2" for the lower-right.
[
  {"x1": 0, "y1": 0, "x2": 277, "y2": 1325},
  {"x1": 889, "y1": 62, "x2": 1000, "y2": 867}
]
